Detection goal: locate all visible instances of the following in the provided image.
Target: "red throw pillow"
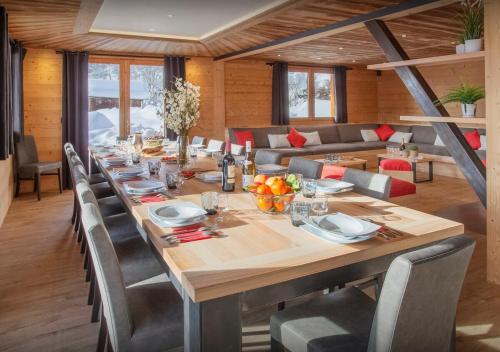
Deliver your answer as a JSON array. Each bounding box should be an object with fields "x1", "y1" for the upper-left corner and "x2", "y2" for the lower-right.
[
  {"x1": 464, "y1": 130, "x2": 481, "y2": 150},
  {"x1": 380, "y1": 159, "x2": 412, "y2": 171},
  {"x1": 234, "y1": 130, "x2": 255, "y2": 148},
  {"x1": 375, "y1": 124, "x2": 395, "y2": 141},
  {"x1": 287, "y1": 128, "x2": 307, "y2": 148}
]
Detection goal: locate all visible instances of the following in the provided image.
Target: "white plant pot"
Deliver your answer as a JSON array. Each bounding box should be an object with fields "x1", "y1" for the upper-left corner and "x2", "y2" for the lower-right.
[
  {"x1": 464, "y1": 38, "x2": 483, "y2": 53},
  {"x1": 455, "y1": 44, "x2": 466, "y2": 54},
  {"x1": 461, "y1": 103, "x2": 476, "y2": 117}
]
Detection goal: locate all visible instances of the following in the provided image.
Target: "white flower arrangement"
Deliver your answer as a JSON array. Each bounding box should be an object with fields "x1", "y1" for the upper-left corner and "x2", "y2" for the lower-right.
[{"x1": 158, "y1": 77, "x2": 200, "y2": 135}]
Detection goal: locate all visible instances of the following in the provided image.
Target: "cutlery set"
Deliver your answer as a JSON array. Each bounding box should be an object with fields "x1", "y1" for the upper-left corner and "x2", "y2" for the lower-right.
[{"x1": 160, "y1": 224, "x2": 219, "y2": 244}]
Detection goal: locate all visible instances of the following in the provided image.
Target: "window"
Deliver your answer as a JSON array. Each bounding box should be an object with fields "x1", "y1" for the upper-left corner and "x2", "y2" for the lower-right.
[
  {"x1": 88, "y1": 57, "x2": 164, "y2": 145},
  {"x1": 288, "y1": 67, "x2": 334, "y2": 119}
]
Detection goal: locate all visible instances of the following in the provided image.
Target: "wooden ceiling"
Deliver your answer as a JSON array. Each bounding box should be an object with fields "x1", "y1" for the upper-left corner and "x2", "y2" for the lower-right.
[{"x1": 0, "y1": 0, "x2": 463, "y2": 65}]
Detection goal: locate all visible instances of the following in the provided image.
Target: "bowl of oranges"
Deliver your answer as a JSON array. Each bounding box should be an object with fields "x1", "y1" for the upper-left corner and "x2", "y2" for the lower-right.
[{"x1": 246, "y1": 174, "x2": 301, "y2": 214}]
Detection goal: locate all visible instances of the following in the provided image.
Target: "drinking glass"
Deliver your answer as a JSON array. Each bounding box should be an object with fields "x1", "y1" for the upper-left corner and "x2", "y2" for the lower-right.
[
  {"x1": 311, "y1": 195, "x2": 329, "y2": 216},
  {"x1": 201, "y1": 191, "x2": 218, "y2": 215},
  {"x1": 301, "y1": 178, "x2": 317, "y2": 198},
  {"x1": 217, "y1": 193, "x2": 229, "y2": 223},
  {"x1": 325, "y1": 153, "x2": 338, "y2": 164},
  {"x1": 166, "y1": 172, "x2": 180, "y2": 190},
  {"x1": 290, "y1": 201, "x2": 311, "y2": 226},
  {"x1": 131, "y1": 152, "x2": 142, "y2": 164},
  {"x1": 148, "y1": 160, "x2": 161, "y2": 176}
]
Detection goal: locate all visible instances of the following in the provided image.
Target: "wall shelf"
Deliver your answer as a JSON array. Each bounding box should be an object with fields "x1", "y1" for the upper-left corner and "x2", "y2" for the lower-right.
[
  {"x1": 368, "y1": 51, "x2": 485, "y2": 71},
  {"x1": 401, "y1": 115, "x2": 486, "y2": 125}
]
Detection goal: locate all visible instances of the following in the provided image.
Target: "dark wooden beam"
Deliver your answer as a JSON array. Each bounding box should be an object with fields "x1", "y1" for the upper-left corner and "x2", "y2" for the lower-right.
[
  {"x1": 214, "y1": 0, "x2": 458, "y2": 62},
  {"x1": 365, "y1": 19, "x2": 486, "y2": 206}
]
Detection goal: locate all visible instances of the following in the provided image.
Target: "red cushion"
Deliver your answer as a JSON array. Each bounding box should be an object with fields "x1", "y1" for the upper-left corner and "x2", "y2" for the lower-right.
[
  {"x1": 464, "y1": 130, "x2": 481, "y2": 150},
  {"x1": 321, "y1": 165, "x2": 346, "y2": 180},
  {"x1": 234, "y1": 130, "x2": 255, "y2": 148},
  {"x1": 390, "y1": 178, "x2": 417, "y2": 198},
  {"x1": 287, "y1": 128, "x2": 307, "y2": 148},
  {"x1": 375, "y1": 124, "x2": 395, "y2": 141},
  {"x1": 482, "y1": 159, "x2": 486, "y2": 167},
  {"x1": 380, "y1": 159, "x2": 412, "y2": 171}
]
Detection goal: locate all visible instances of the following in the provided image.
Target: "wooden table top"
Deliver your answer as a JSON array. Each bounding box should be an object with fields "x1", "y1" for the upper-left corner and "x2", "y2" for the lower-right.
[
  {"x1": 315, "y1": 157, "x2": 367, "y2": 166},
  {"x1": 94, "y1": 153, "x2": 464, "y2": 303},
  {"x1": 377, "y1": 153, "x2": 433, "y2": 163}
]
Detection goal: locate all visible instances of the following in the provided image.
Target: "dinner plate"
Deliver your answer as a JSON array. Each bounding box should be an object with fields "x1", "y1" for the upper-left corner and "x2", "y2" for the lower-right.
[
  {"x1": 124, "y1": 180, "x2": 165, "y2": 193},
  {"x1": 148, "y1": 202, "x2": 207, "y2": 227},
  {"x1": 113, "y1": 167, "x2": 143, "y2": 176},
  {"x1": 307, "y1": 213, "x2": 380, "y2": 238},
  {"x1": 316, "y1": 179, "x2": 354, "y2": 194},
  {"x1": 300, "y1": 223, "x2": 377, "y2": 244},
  {"x1": 149, "y1": 213, "x2": 207, "y2": 228}
]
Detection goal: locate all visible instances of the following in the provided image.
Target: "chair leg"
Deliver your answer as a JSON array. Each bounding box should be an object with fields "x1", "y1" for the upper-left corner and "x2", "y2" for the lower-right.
[
  {"x1": 271, "y1": 337, "x2": 285, "y2": 352},
  {"x1": 277, "y1": 301, "x2": 285, "y2": 311},
  {"x1": 91, "y1": 288, "x2": 101, "y2": 323},
  {"x1": 80, "y1": 234, "x2": 87, "y2": 254},
  {"x1": 57, "y1": 167, "x2": 63, "y2": 194},
  {"x1": 71, "y1": 194, "x2": 77, "y2": 224},
  {"x1": 96, "y1": 310, "x2": 107, "y2": 352},
  {"x1": 86, "y1": 256, "x2": 92, "y2": 282},
  {"x1": 84, "y1": 249, "x2": 89, "y2": 270},
  {"x1": 15, "y1": 174, "x2": 20, "y2": 197},
  {"x1": 35, "y1": 173, "x2": 41, "y2": 201},
  {"x1": 77, "y1": 223, "x2": 83, "y2": 242},
  {"x1": 374, "y1": 273, "x2": 385, "y2": 301},
  {"x1": 88, "y1": 266, "x2": 95, "y2": 305}
]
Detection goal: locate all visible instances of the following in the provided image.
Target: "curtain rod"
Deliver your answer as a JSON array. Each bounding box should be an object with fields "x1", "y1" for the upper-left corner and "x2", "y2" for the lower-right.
[
  {"x1": 55, "y1": 50, "x2": 190, "y2": 61},
  {"x1": 266, "y1": 62, "x2": 352, "y2": 70}
]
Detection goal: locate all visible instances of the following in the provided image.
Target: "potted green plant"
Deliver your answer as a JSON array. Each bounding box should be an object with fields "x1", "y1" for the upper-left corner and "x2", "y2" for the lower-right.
[
  {"x1": 460, "y1": 3, "x2": 484, "y2": 53},
  {"x1": 407, "y1": 145, "x2": 419, "y2": 159},
  {"x1": 435, "y1": 82, "x2": 485, "y2": 117},
  {"x1": 455, "y1": 34, "x2": 465, "y2": 54}
]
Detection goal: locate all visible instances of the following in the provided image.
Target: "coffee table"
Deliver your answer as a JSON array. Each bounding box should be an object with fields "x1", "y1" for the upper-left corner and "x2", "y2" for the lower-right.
[
  {"x1": 377, "y1": 153, "x2": 433, "y2": 183},
  {"x1": 315, "y1": 157, "x2": 367, "y2": 170}
]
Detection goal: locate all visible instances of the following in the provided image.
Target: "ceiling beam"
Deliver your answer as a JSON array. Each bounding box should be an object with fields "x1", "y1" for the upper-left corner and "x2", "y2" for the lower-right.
[
  {"x1": 73, "y1": 0, "x2": 103, "y2": 34},
  {"x1": 214, "y1": 0, "x2": 458, "y2": 62}
]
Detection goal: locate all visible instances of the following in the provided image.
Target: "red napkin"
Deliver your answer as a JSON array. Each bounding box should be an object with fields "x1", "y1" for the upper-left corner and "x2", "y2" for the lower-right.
[
  {"x1": 179, "y1": 235, "x2": 211, "y2": 243},
  {"x1": 139, "y1": 195, "x2": 167, "y2": 203},
  {"x1": 172, "y1": 223, "x2": 203, "y2": 232}
]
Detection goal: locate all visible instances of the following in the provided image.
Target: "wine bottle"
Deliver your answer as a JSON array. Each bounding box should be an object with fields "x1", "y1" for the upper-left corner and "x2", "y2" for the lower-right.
[
  {"x1": 242, "y1": 140, "x2": 255, "y2": 190},
  {"x1": 222, "y1": 140, "x2": 236, "y2": 192}
]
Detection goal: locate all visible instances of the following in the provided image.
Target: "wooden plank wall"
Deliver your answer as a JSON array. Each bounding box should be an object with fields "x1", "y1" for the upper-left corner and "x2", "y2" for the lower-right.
[
  {"x1": 0, "y1": 157, "x2": 14, "y2": 226},
  {"x1": 377, "y1": 61, "x2": 485, "y2": 122}
]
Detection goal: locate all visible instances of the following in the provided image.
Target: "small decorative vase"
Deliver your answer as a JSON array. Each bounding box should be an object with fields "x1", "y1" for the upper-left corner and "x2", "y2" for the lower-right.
[
  {"x1": 464, "y1": 38, "x2": 482, "y2": 53},
  {"x1": 132, "y1": 132, "x2": 143, "y2": 153},
  {"x1": 455, "y1": 44, "x2": 465, "y2": 54},
  {"x1": 461, "y1": 103, "x2": 476, "y2": 118},
  {"x1": 177, "y1": 133, "x2": 188, "y2": 167}
]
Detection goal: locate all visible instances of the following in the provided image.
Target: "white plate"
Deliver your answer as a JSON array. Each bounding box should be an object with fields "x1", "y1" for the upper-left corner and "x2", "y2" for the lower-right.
[
  {"x1": 316, "y1": 179, "x2": 354, "y2": 194},
  {"x1": 126, "y1": 187, "x2": 166, "y2": 196},
  {"x1": 256, "y1": 164, "x2": 288, "y2": 175},
  {"x1": 124, "y1": 180, "x2": 165, "y2": 193},
  {"x1": 149, "y1": 213, "x2": 207, "y2": 228},
  {"x1": 300, "y1": 223, "x2": 376, "y2": 244},
  {"x1": 151, "y1": 202, "x2": 207, "y2": 221},
  {"x1": 307, "y1": 213, "x2": 380, "y2": 238},
  {"x1": 113, "y1": 167, "x2": 143, "y2": 176}
]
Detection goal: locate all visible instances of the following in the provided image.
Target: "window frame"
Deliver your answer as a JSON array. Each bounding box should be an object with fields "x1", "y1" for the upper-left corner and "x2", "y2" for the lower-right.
[
  {"x1": 89, "y1": 56, "x2": 164, "y2": 137},
  {"x1": 288, "y1": 66, "x2": 335, "y2": 121}
]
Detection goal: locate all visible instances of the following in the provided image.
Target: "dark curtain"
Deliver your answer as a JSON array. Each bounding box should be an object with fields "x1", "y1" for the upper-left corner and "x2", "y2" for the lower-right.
[
  {"x1": 11, "y1": 40, "x2": 25, "y2": 142},
  {"x1": 271, "y1": 62, "x2": 289, "y2": 125},
  {"x1": 333, "y1": 66, "x2": 348, "y2": 123},
  {"x1": 62, "y1": 51, "x2": 89, "y2": 189},
  {"x1": 163, "y1": 56, "x2": 186, "y2": 140},
  {"x1": 0, "y1": 7, "x2": 11, "y2": 160}
]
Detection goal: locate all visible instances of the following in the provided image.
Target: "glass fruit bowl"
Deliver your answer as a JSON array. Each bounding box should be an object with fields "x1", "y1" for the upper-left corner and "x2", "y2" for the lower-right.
[
  {"x1": 249, "y1": 191, "x2": 296, "y2": 214},
  {"x1": 246, "y1": 174, "x2": 301, "y2": 214}
]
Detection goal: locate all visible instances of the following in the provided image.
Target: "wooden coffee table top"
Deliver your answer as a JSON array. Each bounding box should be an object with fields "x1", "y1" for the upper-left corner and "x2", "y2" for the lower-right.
[
  {"x1": 315, "y1": 157, "x2": 367, "y2": 167},
  {"x1": 377, "y1": 153, "x2": 432, "y2": 163}
]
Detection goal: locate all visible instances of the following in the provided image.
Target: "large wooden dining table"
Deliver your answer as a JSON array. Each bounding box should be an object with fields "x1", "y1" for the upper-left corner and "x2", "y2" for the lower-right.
[{"x1": 93, "y1": 152, "x2": 464, "y2": 352}]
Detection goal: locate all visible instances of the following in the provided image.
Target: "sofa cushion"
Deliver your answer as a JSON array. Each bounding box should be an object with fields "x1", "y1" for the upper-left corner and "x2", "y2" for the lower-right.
[
  {"x1": 375, "y1": 124, "x2": 395, "y2": 141},
  {"x1": 360, "y1": 129, "x2": 379, "y2": 142},
  {"x1": 411, "y1": 126, "x2": 436, "y2": 144},
  {"x1": 390, "y1": 178, "x2": 417, "y2": 198},
  {"x1": 293, "y1": 125, "x2": 340, "y2": 144},
  {"x1": 233, "y1": 130, "x2": 255, "y2": 148},
  {"x1": 412, "y1": 143, "x2": 450, "y2": 157},
  {"x1": 390, "y1": 124, "x2": 412, "y2": 133},
  {"x1": 479, "y1": 135, "x2": 487, "y2": 151},
  {"x1": 464, "y1": 130, "x2": 481, "y2": 150},
  {"x1": 380, "y1": 159, "x2": 412, "y2": 171},
  {"x1": 337, "y1": 124, "x2": 378, "y2": 143},
  {"x1": 228, "y1": 127, "x2": 288, "y2": 148},
  {"x1": 259, "y1": 147, "x2": 310, "y2": 158},
  {"x1": 268, "y1": 134, "x2": 291, "y2": 149},
  {"x1": 388, "y1": 131, "x2": 413, "y2": 143},
  {"x1": 287, "y1": 128, "x2": 307, "y2": 148},
  {"x1": 347, "y1": 141, "x2": 388, "y2": 151},
  {"x1": 302, "y1": 131, "x2": 322, "y2": 146}
]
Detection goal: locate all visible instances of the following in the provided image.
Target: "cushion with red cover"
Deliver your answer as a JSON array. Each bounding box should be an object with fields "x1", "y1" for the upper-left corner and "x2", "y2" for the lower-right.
[
  {"x1": 464, "y1": 129, "x2": 481, "y2": 150},
  {"x1": 321, "y1": 165, "x2": 346, "y2": 180},
  {"x1": 375, "y1": 124, "x2": 395, "y2": 141},
  {"x1": 287, "y1": 128, "x2": 307, "y2": 148},
  {"x1": 234, "y1": 130, "x2": 255, "y2": 148},
  {"x1": 390, "y1": 178, "x2": 417, "y2": 198},
  {"x1": 482, "y1": 159, "x2": 486, "y2": 167},
  {"x1": 380, "y1": 159, "x2": 412, "y2": 171}
]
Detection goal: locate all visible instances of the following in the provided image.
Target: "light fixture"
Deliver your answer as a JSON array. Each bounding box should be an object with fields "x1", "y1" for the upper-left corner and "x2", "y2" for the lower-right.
[
  {"x1": 277, "y1": 54, "x2": 281, "y2": 57},
  {"x1": 167, "y1": 14, "x2": 174, "y2": 18},
  {"x1": 402, "y1": 34, "x2": 407, "y2": 38},
  {"x1": 339, "y1": 47, "x2": 344, "y2": 50},
  {"x1": 352, "y1": 59, "x2": 356, "y2": 63},
  {"x1": 148, "y1": 28, "x2": 156, "y2": 32},
  {"x1": 451, "y1": 41, "x2": 456, "y2": 44}
]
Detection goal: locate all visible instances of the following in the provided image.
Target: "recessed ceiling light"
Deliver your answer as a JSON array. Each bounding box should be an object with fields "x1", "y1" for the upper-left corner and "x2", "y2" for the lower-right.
[
  {"x1": 451, "y1": 41, "x2": 456, "y2": 44},
  {"x1": 148, "y1": 28, "x2": 156, "y2": 32},
  {"x1": 339, "y1": 47, "x2": 344, "y2": 50},
  {"x1": 277, "y1": 54, "x2": 281, "y2": 57},
  {"x1": 167, "y1": 14, "x2": 174, "y2": 18},
  {"x1": 401, "y1": 34, "x2": 407, "y2": 38},
  {"x1": 352, "y1": 59, "x2": 356, "y2": 62}
]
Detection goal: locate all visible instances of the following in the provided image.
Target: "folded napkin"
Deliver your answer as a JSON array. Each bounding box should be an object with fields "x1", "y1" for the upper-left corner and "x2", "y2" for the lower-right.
[
  {"x1": 117, "y1": 176, "x2": 144, "y2": 183},
  {"x1": 139, "y1": 195, "x2": 168, "y2": 203}
]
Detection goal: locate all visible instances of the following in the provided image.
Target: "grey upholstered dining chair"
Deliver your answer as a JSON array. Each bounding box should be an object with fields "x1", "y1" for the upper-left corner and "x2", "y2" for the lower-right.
[
  {"x1": 191, "y1": 135, "x2": 205, "y2": 145},
  {"x1": 15, "y1": 135, "x2": 62, "y2": 200},
  {"x1": 206, "y1": 139, "x2": 225, "y2": 152},
  {"x1": 288, "y1": 157, "x2": 323, "y2": 179},
  {"x1": 255, "y1": 150, "x2": 283, "y2": 165},
  {"x1": 270, "y1": 235, "x2": 475, "y2": 352},
  {"x1": 80, "y1": 203, "x2": 183, "y2": 352},
  {"x1": 343, "y1": 168, "x2": 392, "y2": 201}
]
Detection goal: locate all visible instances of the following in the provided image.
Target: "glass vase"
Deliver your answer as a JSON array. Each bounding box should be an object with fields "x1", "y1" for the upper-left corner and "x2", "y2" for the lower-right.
[{"x1": 177, "y1": 134, "x2": 188, "y2": 167}]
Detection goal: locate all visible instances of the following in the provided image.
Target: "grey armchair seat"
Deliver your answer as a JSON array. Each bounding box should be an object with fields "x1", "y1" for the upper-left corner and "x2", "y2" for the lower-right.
[
  {"x1": 342, "y1": 168, "x2": 392, "y2": 201},
  {"x1": 191, "y1": 135, "x2": 205, "y2": 145},
  {"x1": 81, "y1": 203, "x2": 183, "y2": 352},
  {"x1": 270, "y1": 235, "x2": 475, "y2": 352},
  {"x1": 15, "y1": 135, "x2": 62, "y2": 200},
  {"x1": 255, "y1": 149, "x2": 283, "y2": 165},
  {"x1": 288, "y1": 157, "x2": 323, "y2": 180}
]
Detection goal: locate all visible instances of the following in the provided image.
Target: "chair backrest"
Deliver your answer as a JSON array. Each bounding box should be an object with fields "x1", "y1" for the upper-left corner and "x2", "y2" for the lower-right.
[
  {"x1": 288, "y1": 157, "x2": 323, "y2": 179},
  {"x1": 76, "y1": 181, "x2": 100, "y2": 209},
  {"x1": 342, "y1": 168, "x2": 391, "y2": 200},
  {"x1": 81, "y1": 203, "x2": 133, "y2": 352},
  {"x1": 231, "y1": 144, "x2": 244, "y2": 156},
  {"x1": 207, "y1": 139, "x2": 224, "y2": 151},
  {"x1": 73, "y1": 163, "x2": 89, "y2": 184},
  {"x1": 368, "y1": 235, "x2": 475, "y2": 352},
  {"x1": 191, "y1": 136, "x2": 205, "y2": 145},
  {"x1": 255, "y1": 150, "x2": 282, "y2": 166},
  {"x1": 15, "y1": 135, "x2": 38, "y2": 166}
]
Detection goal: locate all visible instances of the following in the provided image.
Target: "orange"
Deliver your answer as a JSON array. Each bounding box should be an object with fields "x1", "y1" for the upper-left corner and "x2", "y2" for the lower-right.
[
  {"x1": 254, "y1": 174, "x2": 268, "y2": 185},
  {"x1": 270, "y1": 179, "x2": 287, "y2": 195},
  {"x1": 256, "y1": 184, "x2": 272, "y2": 195},
  {"x1": 257, "y1": 196, "x2": 273, "y2": 211},
  {"x1": 265, "y1": 176, "x2": 282, "y2": 187},
  {"x1": 273, "y1": 199, "x2": 285, "y2": 212}
]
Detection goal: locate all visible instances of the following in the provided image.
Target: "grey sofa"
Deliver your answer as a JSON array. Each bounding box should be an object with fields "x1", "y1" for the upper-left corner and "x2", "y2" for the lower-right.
[{"x1": 228, "y1": 124, "x2": 486, "y2": 161}]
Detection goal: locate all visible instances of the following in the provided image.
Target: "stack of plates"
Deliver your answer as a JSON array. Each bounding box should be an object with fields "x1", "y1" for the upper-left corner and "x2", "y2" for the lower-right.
[
  {"x1": 195, "y1": 171, "x2": 222, "y2": 183},
  {"x1": 112, "y1": 166, "x2": 144, "y2": 180},
  {"x1": 103, "y1": 156, "x2": 127, "y2": 167},
  {"x1": 123, "y1": 180, "x2": 166, "y2": 195},
  {"x1": 301, "y1": 213, "x2": 380, "y2": 244},
  {"x1": 256, "y1": 164, "x2": 288, "y2": 176},
  {"x1": 316, "y1": 179, "x2": 354, "y2": 194},
  {"x1": 148, "y1": 202, "x2": 207, "y2": 227}
]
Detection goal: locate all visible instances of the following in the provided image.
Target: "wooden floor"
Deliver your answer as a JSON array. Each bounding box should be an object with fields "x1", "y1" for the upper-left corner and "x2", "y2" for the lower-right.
[{"x1": 0, "y1": 174, "x2": 499, "y2": 351}]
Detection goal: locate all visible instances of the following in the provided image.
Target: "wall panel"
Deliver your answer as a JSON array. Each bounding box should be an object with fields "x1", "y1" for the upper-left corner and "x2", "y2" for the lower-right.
[{"x1": 0, "y1": 157, "x2": 14, "y2": 226}]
